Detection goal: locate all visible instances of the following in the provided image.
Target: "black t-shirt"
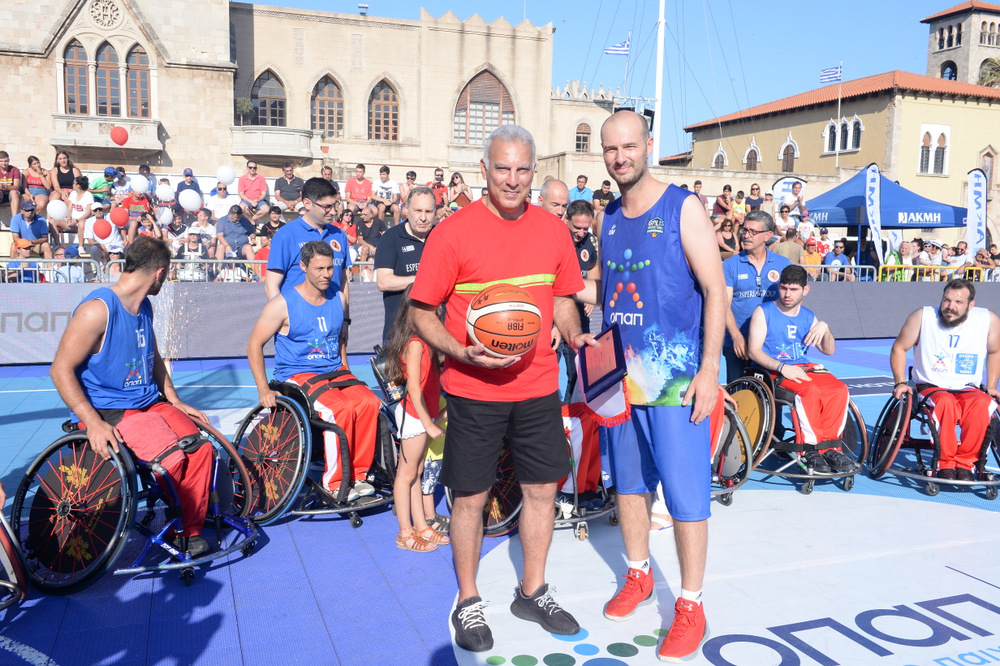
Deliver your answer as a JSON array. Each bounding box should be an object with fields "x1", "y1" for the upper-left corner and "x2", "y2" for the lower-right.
[
  {"x1": 593, "y1": 189, "x2": 616, "y2": 208},
  {"x1": 258, "y1": 219, "x2": 284, "y2": 238},
  {"x1": 274, "y1": 176, "x2": 305, "y2": 201},
  {"x1": 374, "y1": 222, "x2": 429, "y2": 339},
  {"x1": 358, "y1": 217, "x2": 387, "y2": 246}
]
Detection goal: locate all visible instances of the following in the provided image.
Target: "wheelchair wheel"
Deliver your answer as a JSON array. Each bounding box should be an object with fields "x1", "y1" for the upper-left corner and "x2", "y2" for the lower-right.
[
  {"x1": 373, "y1": 409, "x2": 397, "y2": 488},
  {"x1": 840, "y1": 400, "x2": 869, "y2": 466},
  {"x1": 194, "y1": 418, "x2": 254, "y2": 518},
  {"x1": 726, "y1": 376, "x2": 775, "y2": 468},
  {"x1": 868, "y1": 394, "x2": 911, "y2": 479},
  {"x1": 445, "y1": 440, "x2": 523, "y2": 537},
  {"x1": 233, "y1": 396, "x2": 310, "y2": 525},
  {"x1": 0, "y1": 513, "x2": 28, "y2": 609},
  {"x1": 11, "y1": 434, "x2": 135, "y2": 594},
  {"x1": 713, "y1": 403, "x2": 753, "y2": 493}
]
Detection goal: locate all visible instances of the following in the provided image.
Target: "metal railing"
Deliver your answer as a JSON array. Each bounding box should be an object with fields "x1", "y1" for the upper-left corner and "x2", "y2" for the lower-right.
[
  {"x1": 797, "y1": 263, "x2": 877, "y2": 282},
  {"x1": 105, "y1": 258, "x2": 266, "y2": 282},
  {"x1": 877, "y1": 264, "x2": 984, "y2": 282},
  {"x1": 1, "y1": 258, "x2": 103, "y2": 283}
]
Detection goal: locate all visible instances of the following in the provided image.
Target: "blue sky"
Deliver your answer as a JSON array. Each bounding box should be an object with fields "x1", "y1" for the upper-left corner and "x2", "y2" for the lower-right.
[{"x1": 247, "y1": 0, "x2": 956, "y2": 157}]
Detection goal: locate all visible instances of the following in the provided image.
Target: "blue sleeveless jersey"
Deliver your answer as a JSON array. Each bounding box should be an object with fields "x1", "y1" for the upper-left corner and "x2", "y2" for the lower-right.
[
  {"x1": 600, "y1": 185, "x2": 703, "y2": 406},
  {"x1": 75, "y1": 287, "x2": 159, "y2": 412},
  {"x1": 760, "y1": 301, "x2": 815, "y2": 364},
  {"x1": 273, "y1": 288, "x2": 344, "y2": 382}
]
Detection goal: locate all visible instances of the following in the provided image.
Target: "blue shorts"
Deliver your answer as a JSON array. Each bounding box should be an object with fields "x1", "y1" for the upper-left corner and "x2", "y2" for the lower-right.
[{"x1": 604, "y1": 405, "x2": 711, "y2": 521}]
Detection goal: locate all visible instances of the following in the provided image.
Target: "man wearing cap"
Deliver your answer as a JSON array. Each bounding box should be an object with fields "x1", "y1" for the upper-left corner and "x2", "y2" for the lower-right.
[
  {"x1": 7, "y1": 239, "x2": 40, "y2": 282},
  {"x1": 802, "y1": 238, "x2": 823, "y2": 280},
  {"x1": 82, "y1": 202, "x2": 122, "y2": 269},
  {"x1": 53, "y1": 245, "x2": 85, "y2": 283},
  {"x1": 206, "y1": 182, "x2": 242, "y2": 221},
  {"x1": 816, "y1": 227, "x2": 832, "y2": 256},
  {"x1": 9, "y1": 200, "x2": 52, "y2": 259},
  {"x1": 89, "y1": 167, "x2": 116, "y2": 208},
  {"x1": 216, "y1": 205, "x2": 256, "y2": 261},
  {"x1": 176, "y1": 168, "x2": 202, "y2": 198},
  {"x1": 274, "y1": 162, "x2": 305, "y2": 213}
]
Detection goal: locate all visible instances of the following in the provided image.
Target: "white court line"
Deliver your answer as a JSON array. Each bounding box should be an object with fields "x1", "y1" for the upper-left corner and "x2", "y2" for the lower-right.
[{"x1": 0, "y1": 636, "x2": 60, "y2": 666}]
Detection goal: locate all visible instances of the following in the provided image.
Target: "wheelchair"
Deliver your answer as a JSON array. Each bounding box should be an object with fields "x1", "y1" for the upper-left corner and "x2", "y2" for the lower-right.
[
  {"x1": 868, "y1": 387, "x2": 1000, "y2": 499},
  {"x1": 0, "y1": 512, "x2": 28, "y2": 610},
  {"x1": 9, "y1": 417, "x2": 258, "y2": 593},
  {"x1": 712, "y1": 400, "x2": 754, "y2": 506},
  {"x1": 231, "y1": 378, "x2": 396, "y2": 527},
  {"x1": 727, "y1": 366, "x2": 868, "y2": 494}
]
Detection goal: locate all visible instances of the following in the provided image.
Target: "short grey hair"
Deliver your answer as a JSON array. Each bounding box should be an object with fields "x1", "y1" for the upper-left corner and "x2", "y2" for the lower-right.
[
  {"x1": 744, "y1": 210, "x2": 775, "y2": 232},
  {"x1": 407, "y1": 185, "x2": 435, "y2": 207},
  {"x1": 483, "y1": 125, "x2": 536, "y2": 169}
]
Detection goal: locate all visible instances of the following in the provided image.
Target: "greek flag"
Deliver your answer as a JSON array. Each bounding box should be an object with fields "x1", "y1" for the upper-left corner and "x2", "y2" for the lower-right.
[
  {"x1": 603, "y1": 40, "x2": 630, "y2": 56},
  {"x1": 820, "y1": 66, "x2": 842, "y2": 83}
]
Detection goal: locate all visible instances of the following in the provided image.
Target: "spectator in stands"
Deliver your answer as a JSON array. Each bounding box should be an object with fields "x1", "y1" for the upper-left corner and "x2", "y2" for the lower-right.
[
  {"x1": 592, "y1": 179, "x2": 616, "y2": 212},
  {"x1": 120, "y1": 187, "x2": 153, "y2": 225},
  {"x1": 713, "y1": 184, "x2": 735, "y2": 223},
  {"x1": 320, "y1": 165, "x2": 337, "y2": 188},
  {"x1": 782, "y1": 181, "x2": 805, "y2": 219},
  {"x1": 943, "y1": 240, "x2": 973, "y2": 273},
  {"x1": 10, "y1": 200, "x2": 52, "y2": 259},
  {"x1": 105, "y1": 245, "x2": 124, "y2": 282},
  {"x1": 761, "y1": 190, "x2": 775, "y2": 217},
  {"x1": 252, "y1": 232, "x2": 271, "y2": 280},
  {"x1": 162, "y1": 211, "x2": 189, "y2": 255},
  {"x1": 23, "y1": 155, "x2": 53, "y2": 218},
  {"x1": 129, "y1": 211, "x2": 162, "y2": 244},
  {"x1": 0, "y1": 151, "x2": 23, "y2": 215},
  {"x1": 568, "y1": 175, "x2": 592, "y2": 203},
  {"x1": 990, "y1": 243, "x2": 1000, "y2": 263},
  {"x1": 802, "y1": 238, "x2": 822, "y2": 280},
  {"x1": 216, "y1": 205, "x2": 256, "y2": 261},
  {"x1": 82, "y1": 203, "x2": 121, "y2": 268},
  {"x1": 88, "y1": 167, "x2": 115, "y2": 207},
  {"x1": 68, "y1": 175, "x2": 94, "y2": 240},
  {"x1": 822, "y1": 238, "x2": 854, "y2": 281},
  {"x1": 176, "y1": 231, "x2": 210, "y2": 282},
  {"x1": 188, "y1": 207, "x2": 218, "y2": 254},
  {"x1": 274, "y1": 162, "x2": 305, "y2": 213},
  {"x1": 238, "y1": 160, "x2": 270, "y2": 222},
  {"x1": 6, "y1": 239, "x2": 39, "y2": 282},
  {"x1": 345, "y1": 163, "x2": 373, "y2": 212},
  {"x1": 856, "y1": 232, "x2": 881, "y2": 281},
  {"x1": 974, "y1": 248, "x2": 998, "y2": 281},
  {"x1": 815, "y1": 227, "x2": 832, "y2": 256},
  {"x1": 258, "y1": 205, "x2": 285, "y2": 239},
  {"x1": 154, "y1": 177, "x2": 176, "y2": 217},
  {"x1": 399, "y1": 170, "x2": 417, "y2": 218},
  {"x1": 373, "y1": 165, "x2": 401, "y2": 223},
  {"x1": 137, "y1": 165, "x2": 155, "y2": 196},
  {"x1": 716, "y1": 219, "x2": 737, "y2": 259},
  {"x1": 50, "y1": 151, "x2": 80, "y2": 202},
  {"x1": 537, "y1": 178, "x2": 569, "y2": 219},
  {"x1": 206, "y1": 181, "x2": 241, "y2": 221},
  {"x1": 917, "y1": 239, "x2": 944, "y2": 268},
  {"x1": 692, "y1": 179, "x2": 708, "y2": 207},
  {"x1": 745, "y1": 183, "x2": 763, "y2": 212},
  {"x1": 111, "y1": 167, "x2": 131, "y2": 203},
  {"x1": 336, "y1": 209, "x2": 359, "y2": 262},
  {"x1": 53, "y1": 245, "x2": 85, "y2": 283},
  {"x1": 884, "y1": 240, "x2": 914, "y2": 281},
  {"x1": 775, "y1": 205, "x2": 794, "y2": 236},
  {"x1": 375, "y1": 186, "x2": 436, "y2": 344},
  {"x1": 356, "y1": 205, "x2": 386, "y2": 281},
  {"x1": 427, "y1": 167, "x2": 449, "y2": 209},
  {"x1": 176, "y1": 168, "x2": 201, "y2": 198},
  {"x1": 773, "y1": 228, "x2": 803, "y2": 264},
  {"x1": 732, "y1": 190, "x2": 747, "y2": 223},
  {"x1": 448, "y1": 172, "x2": 473, "y2": 209}
]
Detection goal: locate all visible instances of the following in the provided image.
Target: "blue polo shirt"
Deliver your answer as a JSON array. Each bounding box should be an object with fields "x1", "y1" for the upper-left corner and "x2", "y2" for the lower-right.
[
  {"x1": 568, "y1": 186, "x2": 593, "y2": 202},
  {"x1": 723, "y1": 249, "x2": 790, "y2": 345},
  {"x1": 267, "y1": 216, "x2": 351, "y2": 294},
  {"x1": 823, "y1": 251, "x2": 849, "y2": 266},
  {"x1": 10, "y1": 213, "x2": 49, "y2": 241}
]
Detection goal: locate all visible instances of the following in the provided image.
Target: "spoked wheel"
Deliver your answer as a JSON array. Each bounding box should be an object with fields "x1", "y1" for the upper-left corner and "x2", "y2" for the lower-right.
[
  {"x1": 712, "y1": 402, "x2": 753, "y2": 498},
  {"x1": 868, "y1": 394, "x2": 911, "y2": 479},
  {"x1": 446, "y1": 440, "x2": 523, "y2": 537},
  {"x1": 11, "y1": 434, "x2": 135, "y2": 594},
  {"x1": 0, "y1": 514, "x2": 28, "y2": 609},
  {"x1": 841, "y1": 400, "x2": 869, "y2": 471},
  {"x1": 232, "y1": 397, "x2": 310, "y2": 525},
  {"x1": 194, "y1": 418, "x2": 255, "y2": 519},
  {"x1": 726, "y1": 377, "x2": 775, "y2": 469}
]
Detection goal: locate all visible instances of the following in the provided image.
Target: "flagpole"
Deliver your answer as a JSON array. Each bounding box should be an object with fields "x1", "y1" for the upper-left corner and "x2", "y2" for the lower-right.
[
  {"x1": 653, "y1": 0, "x2": 665, "y2": 164},
  {"x1": 623, "y1": 30, "x2": 631, "y2": 93},
  {"x1": 835, "y1": 59, "x2": 842, "y2": 169}
]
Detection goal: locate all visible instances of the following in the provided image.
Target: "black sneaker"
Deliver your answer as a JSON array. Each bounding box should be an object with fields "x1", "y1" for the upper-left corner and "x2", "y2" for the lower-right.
[
  {"x1": 452, "y1": 596, "x2": 493, "y2": 652},
  {"x1": 802, "y1": 451, "x2": 831, "y2": 474},
  {"x1": 955, "y1": 468, "x2": 975, "y2": 482},
  {"x1": 822, "y1": 449, "x2": 857, "y2": 473},
  {"x1": 937, "y1": 468, "x2": 957, "y2": 480},
  {"x1": 510, "y1": 583, "x2": 580, "y2": 635},
  {"x1": 172, "y1": 535, "x2": 210, "y2": 558}
]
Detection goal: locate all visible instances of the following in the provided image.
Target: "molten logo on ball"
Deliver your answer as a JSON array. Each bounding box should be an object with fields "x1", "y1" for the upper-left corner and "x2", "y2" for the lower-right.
[{"x1": 466, "y1": 284, "x2": 542, "y2": 358}]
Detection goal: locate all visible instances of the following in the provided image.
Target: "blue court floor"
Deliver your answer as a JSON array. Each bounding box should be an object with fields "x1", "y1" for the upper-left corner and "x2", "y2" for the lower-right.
[{"x1": 0, "y1": 340, "x2": 997, "y2": 666}]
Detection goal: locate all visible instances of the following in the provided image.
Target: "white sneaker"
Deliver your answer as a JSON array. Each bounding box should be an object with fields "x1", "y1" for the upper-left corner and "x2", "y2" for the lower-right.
[{"x1": 354, "y1": 481, "x2": 375, "y2": 497}]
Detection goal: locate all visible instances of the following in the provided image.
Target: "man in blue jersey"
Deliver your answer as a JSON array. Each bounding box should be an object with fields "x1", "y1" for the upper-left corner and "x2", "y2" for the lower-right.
[
  {"x1": 248, "y1": 241, "x2": 381, "y2": 500},
  {"x1": 584, "y1": 110, "x2": 726, "y2": 663},
  {"x1": 746, "y1": 265, "x2": 856, "y2": 473},
  {"x1": 49, "y1": 236, "x2": 214, "y2": 556}
]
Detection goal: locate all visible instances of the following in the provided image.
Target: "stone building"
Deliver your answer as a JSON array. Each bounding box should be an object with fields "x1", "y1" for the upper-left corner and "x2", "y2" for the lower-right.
[{"x1": 0, "y1": 0, "x2": 612, "y2": 185}]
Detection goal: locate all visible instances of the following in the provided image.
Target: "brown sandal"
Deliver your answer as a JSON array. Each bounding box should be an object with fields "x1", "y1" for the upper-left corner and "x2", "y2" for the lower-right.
[
  {"x1": 418, "y1": 526, "x2": 450, "y2": 545},
  {"x1": 396, "y1": 529, "x2": 437, "y2": 552}
]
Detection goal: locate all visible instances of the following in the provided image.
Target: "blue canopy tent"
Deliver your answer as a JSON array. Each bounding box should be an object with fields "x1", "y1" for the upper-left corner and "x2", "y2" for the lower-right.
[{"x1": 807, "y1": 169, "x2": 966, "y2": 229}]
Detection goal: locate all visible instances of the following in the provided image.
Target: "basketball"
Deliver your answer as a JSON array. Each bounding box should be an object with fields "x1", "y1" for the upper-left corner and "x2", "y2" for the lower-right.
[{"x1": 465, "y1": 284, "x2": 542, "y2": 358}]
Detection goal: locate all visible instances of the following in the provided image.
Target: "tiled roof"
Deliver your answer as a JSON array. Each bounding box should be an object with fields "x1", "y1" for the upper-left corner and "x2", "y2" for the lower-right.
[
  {"x1": 658, "y1": 152, "x2": 691, "y2": 164},
  {"x1": 921, "y1": 0, "x2": 1000, "y2": 23},
  {"x1": 684, "y1": 70, "x2": 1000, "y2": 132}
]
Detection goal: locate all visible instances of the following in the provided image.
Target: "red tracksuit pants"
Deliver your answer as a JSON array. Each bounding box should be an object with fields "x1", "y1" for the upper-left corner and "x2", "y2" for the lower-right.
[
  {"x1": 772, "y1": 365, "x2": 849, "y2": 446},
  {"x1": 920, "y1": 387, "x2": 996, "y2": 471}
]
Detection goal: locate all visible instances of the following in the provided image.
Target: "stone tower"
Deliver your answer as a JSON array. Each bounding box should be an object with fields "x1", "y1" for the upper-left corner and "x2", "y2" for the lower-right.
[{"x1": 923, "y1": 0, "x2": 1000, "y2": 84}]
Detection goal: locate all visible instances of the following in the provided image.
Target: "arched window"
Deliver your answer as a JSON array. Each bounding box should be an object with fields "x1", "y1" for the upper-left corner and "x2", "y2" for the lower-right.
[
  {"x1": 64, "y1": 40, "x2": 88, "y2": 115},
  {"x1": 745, "y1": 149, "x2": 758, "y2": 171},
  {"x1": 991, "y1": 23, "x2": 997, "y2": 45},
  {"x1": 982, "y1": 152, "x2": 995, "y2": 187},
  {"x1": 126, "y1": 46, "x2": 149, "y2": 119},
  {"x1": 251, "y1": 71, "x2": 286, "y2": 126},
  {"x1": 934, "y1": 133, "x2": 948, "y2": 174},
  {"x1": 96, "y1": 42, "x2": 120, "y2": 116},
  {"x1": 575, "y1": 123, "x2": 591, "y2": 153},
  {"x1": 981, "y1": 21, "x2": 988, "y2": 44},
  {"x1": 852, "y1": 120, "x2": 863, "y2": 150},
  {"x1": 782, "y1": 145, "x2": 795, "y2": 173},
  {"x1": 941, "y1": 61, "x2": 957, "y2": 80},
  {"x1": 840, "y1": 122, "x2": 849, "y2": 151},
  {"x1": 827, "y1": 123, "x2": 837, "y2": 153},
  {"x1": 712, "y1": 154, "x2": 725, "y2": 169},
  {"x1": 920, "y1": 132, "x2": 932, "y2": 173},
  {"x1": 452, "y1": 71, "x2": 514, "y2": 145},
  {"x1": 311, "y1": 76, "x2": 344, "y2": 137},
  {"x1": 368, "y1": 79, "x2": 398, "y2": 141}
]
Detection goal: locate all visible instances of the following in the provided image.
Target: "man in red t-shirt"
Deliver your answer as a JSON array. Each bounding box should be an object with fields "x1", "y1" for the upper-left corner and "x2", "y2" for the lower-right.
[
  {"x1": 344, "y1": 164, "x2": 372, "y2": 213},
  {"x1": 0, "y1": 151, "x2": 23, "y2": 213},
  {"x1": 426, "y1": 167, "x2": 449, "y2": 209},
  {"x1": 410, "y1": 126, "x2": 591, "y2": 652},
  {"x1": 238, "y1": 160, "x2": 270, "y2": 222}
]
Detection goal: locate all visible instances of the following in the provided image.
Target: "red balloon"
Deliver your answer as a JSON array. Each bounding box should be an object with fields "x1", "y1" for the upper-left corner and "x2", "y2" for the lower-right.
[
  {"x1": 109, "y1": 207, "x2": 129, "y2": 228},
  {"x1": 94, "y1": 219, "x2": 113, "y2": 240},
  {"x1": 110, "y1": 126, "x2": 128, "y2": 146}
]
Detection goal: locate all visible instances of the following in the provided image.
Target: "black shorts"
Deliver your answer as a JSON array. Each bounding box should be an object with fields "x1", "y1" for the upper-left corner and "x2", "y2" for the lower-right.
[{"x1": 442, "y1": 391, "x2": 570, "y2": 493}]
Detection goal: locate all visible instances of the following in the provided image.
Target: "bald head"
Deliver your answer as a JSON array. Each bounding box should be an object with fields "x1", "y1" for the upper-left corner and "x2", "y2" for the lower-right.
[
  {"x1": 602, "y1": 110, "x2": 650, "y2": 144},
  {"x1": 538, "y1": 178, "x2": 569, "y2": 218},
  {"x1": 601, "y1": 110, "x2": 652, "y2": 190}
]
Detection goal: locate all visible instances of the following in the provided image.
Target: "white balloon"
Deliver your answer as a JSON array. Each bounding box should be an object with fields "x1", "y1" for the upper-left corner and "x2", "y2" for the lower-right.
[
  {"x1": 216, "y1": 165, "x2": 236, "y2": 186},
  {"x1": 131, "y1": 175, "x2": 149, "y2": 194},
  {"x1": 178, "y1": 189, "x2": 202, "y2": 212},
  {"x1": 46, "y1": 200, "x2": 68, "y2": 221},
  {"x1": 155, "y1": 184, "x2": 174, "y2": 202},
  {"x1": 158, "y1": 208, "x2": 174, "y2": 225},
  {"x1": 276, "y1": 201, "x2": 287, "y2": 211}
]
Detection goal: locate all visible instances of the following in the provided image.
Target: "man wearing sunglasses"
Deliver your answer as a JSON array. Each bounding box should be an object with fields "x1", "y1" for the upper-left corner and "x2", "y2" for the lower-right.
[
  {"x1": 723, "y1": 210, "x2": 790, "y2": 382},
  {"x1": 265, "y1": 178, "x2": 351, "y2": 302},
  {"x1": 238, "y1": 161, "x2": 270, "y2": 222}
]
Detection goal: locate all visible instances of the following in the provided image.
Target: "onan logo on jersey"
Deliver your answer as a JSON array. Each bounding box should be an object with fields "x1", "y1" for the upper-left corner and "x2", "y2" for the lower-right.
[
  {"x1": 123, "y1": 357, "x2": 145, "y2": 388},
  {"x1": 646, "y1": 217, "x2": 664, "y2": 238}
]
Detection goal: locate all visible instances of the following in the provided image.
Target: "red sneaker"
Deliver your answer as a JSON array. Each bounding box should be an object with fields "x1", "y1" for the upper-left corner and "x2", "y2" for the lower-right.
[
  {"x1": 658, "y1": 599, "x2": 709, "y2": 663},
  {"x1": 603, "y1": 568, "x2": 655, "y2": 621}
]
